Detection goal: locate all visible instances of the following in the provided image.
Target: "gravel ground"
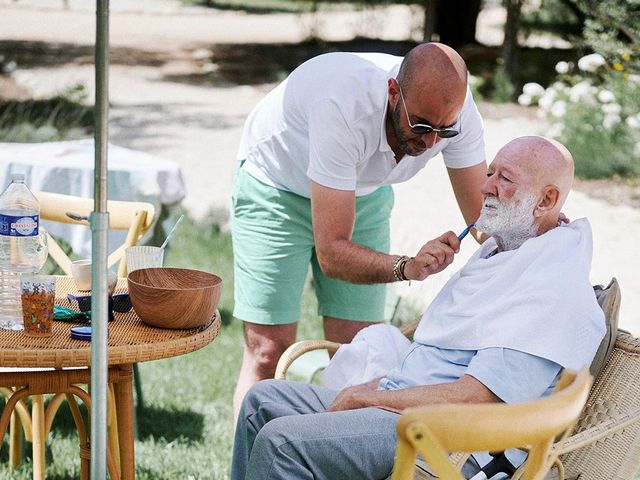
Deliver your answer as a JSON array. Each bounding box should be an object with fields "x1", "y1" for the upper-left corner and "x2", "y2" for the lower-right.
[{"x1": 1, "y1": 0, "x2": 638, "y2": 333}]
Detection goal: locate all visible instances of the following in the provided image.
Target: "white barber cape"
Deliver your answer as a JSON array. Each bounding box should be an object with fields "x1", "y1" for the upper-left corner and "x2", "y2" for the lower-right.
[{"x1": 414, "y1": 218, "x2": 605, "y2": 371}]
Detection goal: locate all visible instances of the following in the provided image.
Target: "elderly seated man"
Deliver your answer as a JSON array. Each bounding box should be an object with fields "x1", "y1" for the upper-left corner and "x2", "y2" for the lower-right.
[{"x1": 231, "y1": 136, "x2": 606, "y2": 480}]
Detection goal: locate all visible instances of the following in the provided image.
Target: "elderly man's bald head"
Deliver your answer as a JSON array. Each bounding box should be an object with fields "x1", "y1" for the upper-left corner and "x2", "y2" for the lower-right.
[
  {"x1": 501, "y1": 136, "x2": 574, "y2": 213},
  {"x1": 476, "y1": 136, "x2": 574, "y2": 251},
  {"x1": 397, "y1": 43, "x2": 467, "y2": 108}
]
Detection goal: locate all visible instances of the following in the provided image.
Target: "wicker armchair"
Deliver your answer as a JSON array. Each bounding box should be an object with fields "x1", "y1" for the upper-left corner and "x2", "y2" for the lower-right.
[{"x1": 274, "y1": 278, "x2": 640, "y2": 480}]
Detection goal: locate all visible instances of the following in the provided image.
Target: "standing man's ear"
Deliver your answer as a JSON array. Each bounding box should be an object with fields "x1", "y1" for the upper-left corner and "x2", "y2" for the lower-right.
[
  {"x1": 533, "y1": 186, "x2": 560, "y2": 218},
  {"x1": 388, "y1": 78, "x2": 400, "y2": 104}
]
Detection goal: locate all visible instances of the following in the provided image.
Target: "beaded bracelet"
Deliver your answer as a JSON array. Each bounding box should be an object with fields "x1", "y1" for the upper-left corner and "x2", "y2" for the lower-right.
[{"x1": 392, "y1": 255, "x2": 410, "y2": 282}]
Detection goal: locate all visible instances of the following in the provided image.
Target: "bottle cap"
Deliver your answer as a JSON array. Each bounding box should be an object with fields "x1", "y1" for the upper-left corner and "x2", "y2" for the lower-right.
[{"x1": 10, "y1": 173, "x2": 25, "y2": 182}]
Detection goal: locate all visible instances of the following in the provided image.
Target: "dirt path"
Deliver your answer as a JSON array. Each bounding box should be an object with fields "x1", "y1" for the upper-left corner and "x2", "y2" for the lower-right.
[{"x1": 2, "y1": 0, "x2": 638, "y2": 333}]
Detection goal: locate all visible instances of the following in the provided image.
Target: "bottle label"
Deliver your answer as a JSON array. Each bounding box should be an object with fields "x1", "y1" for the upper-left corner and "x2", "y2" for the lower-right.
[{"x1": 0, "y1": 214, "x2": 39, "y2": 237}]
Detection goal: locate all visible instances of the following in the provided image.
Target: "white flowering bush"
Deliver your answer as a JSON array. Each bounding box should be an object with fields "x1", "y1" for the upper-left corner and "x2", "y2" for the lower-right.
[{"x1": 519, "y1": 52, "x2": 640, "y2": 178}]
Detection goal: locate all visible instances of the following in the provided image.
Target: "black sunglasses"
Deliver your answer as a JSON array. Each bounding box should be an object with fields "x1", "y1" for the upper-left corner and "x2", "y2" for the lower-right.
[
  {"x1": 398, "y1": 85, "x2": 460, "y2": 138},
  {"x1": 67, "y1": 293, "x2": 132, "y2": 321}
]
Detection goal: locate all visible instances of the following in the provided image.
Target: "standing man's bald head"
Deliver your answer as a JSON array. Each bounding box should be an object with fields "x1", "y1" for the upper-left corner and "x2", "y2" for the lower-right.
[
  {"x1": 386, "y1": 43, "x2": 470, "y2": 159},
  {"x1": 397, "y1": 43, "x2": 468, "y2": 108}
]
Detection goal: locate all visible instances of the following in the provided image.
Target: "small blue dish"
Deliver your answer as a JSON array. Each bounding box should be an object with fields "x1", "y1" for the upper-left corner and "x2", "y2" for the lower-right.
[{"x1": 70, "y1": 326, "x2": 108, "y2": 341}]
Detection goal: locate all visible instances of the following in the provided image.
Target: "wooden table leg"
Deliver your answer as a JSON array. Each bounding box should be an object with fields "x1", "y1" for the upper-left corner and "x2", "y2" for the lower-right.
[
  {"x1": 113, "y1": 364, "x2": 135, "y2": 480},
  {"x1": 108, "y1": 384, "x2": 121, "y2": 477},
  {"x1": 9, "y1": 410, "x2": 22, "y2": 469},
  {"x1": 32, "y1": 395, "x2": 46, "y2": 480}
]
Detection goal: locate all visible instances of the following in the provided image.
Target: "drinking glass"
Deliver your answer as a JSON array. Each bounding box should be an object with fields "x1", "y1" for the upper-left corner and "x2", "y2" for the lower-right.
[{"x1": 126, "y1": 246, "x2": 164, "y2": 273}]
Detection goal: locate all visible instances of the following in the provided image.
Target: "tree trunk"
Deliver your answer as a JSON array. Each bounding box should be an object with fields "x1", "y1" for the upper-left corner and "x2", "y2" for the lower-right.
[
  {"x1": 502, "y1": 0, "x2": 522, "y2": 92},
  {"x1": 422, "y1": 0, "x2": 482, "y2": 47},
  {"x1": 422, "y1": 0, "x2": 437, "y2": 42}
]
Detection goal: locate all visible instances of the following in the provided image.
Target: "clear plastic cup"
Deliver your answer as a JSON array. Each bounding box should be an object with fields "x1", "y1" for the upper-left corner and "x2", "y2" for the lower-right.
[
  {"x1": 21, "y1": 274, "x2": 56, "y2": 336},
  {"x1": 126, "y1": 246, "x2": 164, "y2": 273}
]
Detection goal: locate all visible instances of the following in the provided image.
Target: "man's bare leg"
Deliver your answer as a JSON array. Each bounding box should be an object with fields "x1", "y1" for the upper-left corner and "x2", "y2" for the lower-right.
[
  {"x1": 233, "y1": 322, "x2": 297, "y2": 422},
  {"x1": 323, "y1": 317, "x2": 381, "y2": 355}
]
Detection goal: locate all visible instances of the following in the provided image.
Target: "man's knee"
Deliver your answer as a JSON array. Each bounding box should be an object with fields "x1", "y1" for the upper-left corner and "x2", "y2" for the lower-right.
[
  {"x1": 243, "y1": 380, "x2": 284, "y2": 409},
  {"x1": 243, "y1": 323, "x2": 297, "y2": 376},
  {"x1": 249, "y1": 417, "x2": 307, "y2": 477},
  {"x1": 245, "y1": 343, "x2": 287, "y2": 376},
  {"x1": 240, "y1": 379, "x2": 291, "y2": 428}
]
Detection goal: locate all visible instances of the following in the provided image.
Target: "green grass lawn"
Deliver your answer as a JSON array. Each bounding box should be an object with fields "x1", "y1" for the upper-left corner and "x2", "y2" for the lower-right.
[{"x1": 0, "y1": 213, "x2": 324, "y2": 479}]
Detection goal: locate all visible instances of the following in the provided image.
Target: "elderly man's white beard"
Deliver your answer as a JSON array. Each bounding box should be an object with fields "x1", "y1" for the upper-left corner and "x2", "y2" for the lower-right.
[{"x1": 475, "y1": 190, "x2": 539, "y2": 251}]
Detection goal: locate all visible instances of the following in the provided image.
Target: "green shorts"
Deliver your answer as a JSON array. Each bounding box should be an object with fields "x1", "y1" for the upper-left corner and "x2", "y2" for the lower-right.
[{"x1": 231, "y1": 165, "x2": 393, "y2": 325}]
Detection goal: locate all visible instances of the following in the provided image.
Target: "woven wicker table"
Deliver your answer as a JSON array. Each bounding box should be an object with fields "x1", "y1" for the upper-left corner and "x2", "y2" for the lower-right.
[{"x1": 0, "y1": 276, "x2": 221, "y2": 480}]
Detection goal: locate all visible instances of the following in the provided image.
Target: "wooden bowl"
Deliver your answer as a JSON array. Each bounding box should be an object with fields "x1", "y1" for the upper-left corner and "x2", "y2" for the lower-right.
[{"x1": 127, "y1": 267, "x2": 222, "y2": 329}]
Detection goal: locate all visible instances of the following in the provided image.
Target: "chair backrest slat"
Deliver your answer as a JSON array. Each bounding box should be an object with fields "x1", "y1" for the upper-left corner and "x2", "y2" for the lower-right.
[{"x1": 35, "y1": 191, "x2": 156, "y2": 278}]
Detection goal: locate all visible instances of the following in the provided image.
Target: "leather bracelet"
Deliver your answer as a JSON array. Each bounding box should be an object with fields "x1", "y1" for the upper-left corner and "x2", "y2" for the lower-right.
[
  {"x1": 392, "y1": 255, "x2": 410, "y2": 282},
  {"x1": 399, "y1": 256, "x2": 412, "y2": 281}
]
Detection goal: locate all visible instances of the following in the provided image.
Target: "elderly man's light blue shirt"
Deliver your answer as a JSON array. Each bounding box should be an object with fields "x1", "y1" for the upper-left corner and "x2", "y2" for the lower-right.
[{"x1": 378, "y1": 343, "x2": 562, "y2": 403}]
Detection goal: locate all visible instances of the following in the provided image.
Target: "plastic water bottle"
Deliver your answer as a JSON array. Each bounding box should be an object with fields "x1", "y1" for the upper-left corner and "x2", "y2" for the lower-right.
[{"x1": 0, "y1": 174, "x2": 42, "y2": 330}]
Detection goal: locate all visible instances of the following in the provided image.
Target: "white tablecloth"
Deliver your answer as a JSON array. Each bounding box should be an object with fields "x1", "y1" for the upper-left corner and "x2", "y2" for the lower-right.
[{"x1": 0, "y1": 139, "x2": 186, "y2": 260}]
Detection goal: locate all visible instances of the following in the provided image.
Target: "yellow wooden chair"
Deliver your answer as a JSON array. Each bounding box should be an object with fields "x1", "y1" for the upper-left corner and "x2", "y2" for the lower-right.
[
  {"x1": 391, "y1": 367, "x2": 593, "y2": 480},
  {"x1": 0, "y1": 191, "x2": 155, "y2": 480}
]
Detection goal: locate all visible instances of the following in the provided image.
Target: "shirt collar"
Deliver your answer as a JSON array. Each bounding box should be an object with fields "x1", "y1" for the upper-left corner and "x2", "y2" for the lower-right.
[
  {"x1": 483, "y1": 247, "x2": 500, "y2": 259},
  {"x1": 379, "y1": 88, "x2": 392, "y2": 153}
]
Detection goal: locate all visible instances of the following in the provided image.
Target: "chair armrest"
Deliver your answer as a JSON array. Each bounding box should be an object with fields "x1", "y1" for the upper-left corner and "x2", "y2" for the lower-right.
[
  {"x1": 399, "y1": 317, "x2": 421, "y2": 338},
  {"x1": 274, "y1": 340, "x2": 342, "y2": 380},
  {"x1": 556, "y1": 406, "x2": 640, "y2": 454}
]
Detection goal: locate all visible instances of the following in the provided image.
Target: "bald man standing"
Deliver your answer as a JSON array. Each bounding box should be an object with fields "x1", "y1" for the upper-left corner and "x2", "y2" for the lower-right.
[
  {"x1": 231, "y1": 43, "x2": 487, "y2": 416},
  {"x1": 230, "y1": 136, "x2": 605, "y2": 480}
]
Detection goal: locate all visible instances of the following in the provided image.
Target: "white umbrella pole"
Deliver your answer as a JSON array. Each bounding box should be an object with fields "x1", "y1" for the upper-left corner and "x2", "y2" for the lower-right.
[{"x1": 91, "y1": 0, "x2": 110, "y2": 478}]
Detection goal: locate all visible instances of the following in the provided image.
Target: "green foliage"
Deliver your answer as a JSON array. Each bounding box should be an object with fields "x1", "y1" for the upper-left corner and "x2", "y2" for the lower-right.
[
  {"x1": 0, "y1": 84, "x2": 93, "y2": 143},
  {"x1": 572, "y1": 0, "x2": 640, "y2": 72},
  {"x1": 488, "y1": 64, "x2": 516, "y2": 103},
  {"x1": 520, "y1": 0, "x2": 583, "y2": 38},
  {"x1": 517, "y1": 0, "x2": 640, "y2": 178},
  {"x1": 563, "y1": 73, "x2": 639, "y2": 178},
  {"x1": 561, "y1": 117, "x2": 637, "y2": 178},
  {"x1": 528, "y1": 55, "x2": 640, "y2": 179},
  {"x1": 467, "y1": 74, "x2": 485, "y2": 103}
]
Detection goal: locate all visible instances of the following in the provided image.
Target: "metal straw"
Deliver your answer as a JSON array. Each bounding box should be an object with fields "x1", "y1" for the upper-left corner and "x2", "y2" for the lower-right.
[{"x1": 160, "y1": 214, "x2": 185, "y2": 250}]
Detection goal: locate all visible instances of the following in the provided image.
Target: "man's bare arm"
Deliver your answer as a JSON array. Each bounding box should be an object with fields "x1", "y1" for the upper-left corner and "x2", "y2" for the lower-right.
[
  {"x1": 311, "y1": 181, "x2": 460, "y2": 283},
  {"x1": 327, "y1": 375, "x2": 500, "y2": 413}
]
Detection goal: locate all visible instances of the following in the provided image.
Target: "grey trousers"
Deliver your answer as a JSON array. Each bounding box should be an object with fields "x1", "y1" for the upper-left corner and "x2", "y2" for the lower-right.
[{"x1": 231, "y1": 379, "x2": 401, "y2": 480}]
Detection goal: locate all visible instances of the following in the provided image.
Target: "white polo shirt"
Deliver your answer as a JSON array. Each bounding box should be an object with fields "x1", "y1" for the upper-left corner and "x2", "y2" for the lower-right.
[{"x1": 238, "y1": 52, "x2": 485, "y2": 198}]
